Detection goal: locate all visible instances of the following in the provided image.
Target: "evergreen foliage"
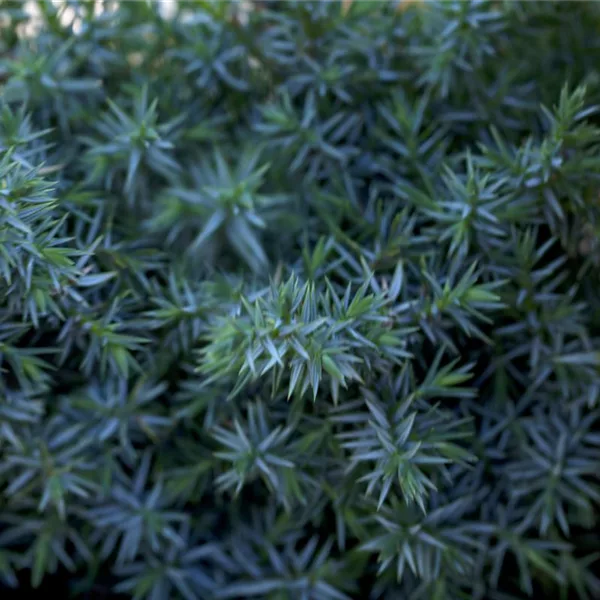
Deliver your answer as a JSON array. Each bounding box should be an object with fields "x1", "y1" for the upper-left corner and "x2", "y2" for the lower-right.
[{"x1": 1, "y1": 1, "x2": 600, "y2": 598}]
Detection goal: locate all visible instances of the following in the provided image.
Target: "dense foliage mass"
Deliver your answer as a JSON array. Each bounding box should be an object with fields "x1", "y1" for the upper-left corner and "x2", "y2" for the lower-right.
[{"x1": 1, "y1": 1, "x2": 600, "y2": 598}]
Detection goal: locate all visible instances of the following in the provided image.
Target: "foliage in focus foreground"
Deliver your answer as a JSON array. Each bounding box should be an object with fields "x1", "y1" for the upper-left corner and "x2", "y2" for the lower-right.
[{"x1": 1, "y1": 1, "x2": 600, "y2": 598}]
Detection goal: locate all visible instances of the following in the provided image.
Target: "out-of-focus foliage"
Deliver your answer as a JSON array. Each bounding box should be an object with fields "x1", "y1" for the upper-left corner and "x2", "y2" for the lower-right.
[{"x1": 1, "y1": 1, "x2": 600, "y2": 598}]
